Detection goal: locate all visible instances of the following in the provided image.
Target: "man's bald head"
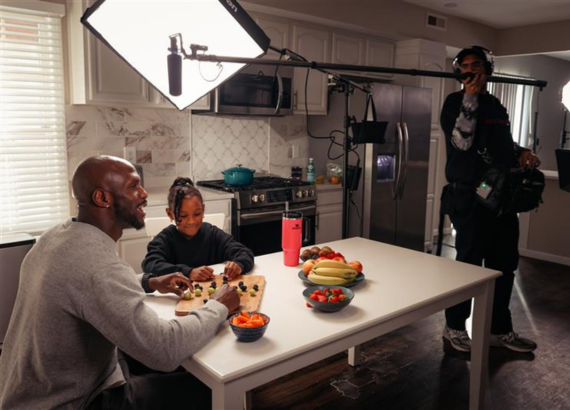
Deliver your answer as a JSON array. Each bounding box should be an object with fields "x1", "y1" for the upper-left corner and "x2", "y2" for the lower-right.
[{"x1": 72, "y1": 155, "x2": 135, "y2": 207}]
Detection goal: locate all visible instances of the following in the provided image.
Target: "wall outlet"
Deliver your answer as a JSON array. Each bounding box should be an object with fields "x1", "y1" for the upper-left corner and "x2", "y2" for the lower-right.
[
  {"x1": 123, "y1": 147, "x2": 137, "y2": 163},
  {"x1": 291, "y1": 144, "x2": 299, "y2": 158}
]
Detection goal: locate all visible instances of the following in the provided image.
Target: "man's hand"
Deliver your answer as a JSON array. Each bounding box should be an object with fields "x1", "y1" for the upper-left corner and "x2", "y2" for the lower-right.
[
  {"x1": 149, "y1": 273, "x2": 192, "y2": 297},
  {"x1": 462, "y1": 72, "x2": 486, "y2": 96},
  {"x1": 519, "y1": 149, "x2": 541, "y2": 169},
  {"x1": 224, "y1": 261, "x2": 243, "y2": 280},
  {"x1": 189, "y1": 266, "x2": 214, "y2": 282},
  {"x1": 210, "y1": 284, "x2": 240, "y2": 313}
]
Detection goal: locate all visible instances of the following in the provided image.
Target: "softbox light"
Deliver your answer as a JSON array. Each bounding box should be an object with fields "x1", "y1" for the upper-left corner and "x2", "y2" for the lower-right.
[{"x1": 81, "y1": 0, "x2": 270, "y2": 110}]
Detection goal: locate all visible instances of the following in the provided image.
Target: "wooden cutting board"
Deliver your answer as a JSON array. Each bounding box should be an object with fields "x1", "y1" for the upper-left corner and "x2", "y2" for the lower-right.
[{"x1": 175, "y1": 275, "x2": 266, "y2": 316}]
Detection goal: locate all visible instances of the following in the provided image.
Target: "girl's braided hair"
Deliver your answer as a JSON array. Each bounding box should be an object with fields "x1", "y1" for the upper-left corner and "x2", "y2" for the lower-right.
[{"x1": 167, "y1": 177, "x2": 204, "y2": 224}]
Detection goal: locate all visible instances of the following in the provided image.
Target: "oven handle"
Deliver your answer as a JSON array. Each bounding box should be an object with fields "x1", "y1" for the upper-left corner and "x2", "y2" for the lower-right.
[{"x1": 240, "y1": 205, "x2": 316, "y2": 221}]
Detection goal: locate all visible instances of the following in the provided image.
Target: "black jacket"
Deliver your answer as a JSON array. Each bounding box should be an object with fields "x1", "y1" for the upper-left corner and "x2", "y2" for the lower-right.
[
  {"x1": 440, "y1": 90, "x2": 518, "y2": 186},
  {"x1": 142, "y1": 223, "x2": 254, "y2": 277}
]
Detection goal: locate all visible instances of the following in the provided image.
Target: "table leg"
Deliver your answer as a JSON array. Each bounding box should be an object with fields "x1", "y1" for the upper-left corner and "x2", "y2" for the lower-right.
[
  {"x1": 212, "y1": 383, "x2": 244, "y2": 410},
  {"x1": 244, "y1": 390, "x2": 252, "y2": 410},
  {"x1": 469, "y1": 280, "x2": 495, "y2": 410},
  {"x1": 348, "y1": 345, "x2": 361, "y2": 366}
]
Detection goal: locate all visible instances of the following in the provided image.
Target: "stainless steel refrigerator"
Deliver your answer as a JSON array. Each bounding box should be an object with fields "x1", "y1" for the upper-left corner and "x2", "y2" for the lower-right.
[{"x1": 363, "y1": 83, "x2": 431, "y2": 252}]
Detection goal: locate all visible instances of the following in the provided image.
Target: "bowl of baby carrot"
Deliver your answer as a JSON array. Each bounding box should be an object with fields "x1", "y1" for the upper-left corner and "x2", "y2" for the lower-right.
[{"x1": 229, "y1": 311, "x2": 270, "y2": 342}]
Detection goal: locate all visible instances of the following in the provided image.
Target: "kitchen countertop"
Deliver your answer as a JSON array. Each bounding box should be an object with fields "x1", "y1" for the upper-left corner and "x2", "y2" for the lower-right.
[
  {"x1": 315, "y1": 182, "x2": 342, "y2": 191},
  {"x1": 144, "y1": 186, "x2": 234, "y2": 207}
]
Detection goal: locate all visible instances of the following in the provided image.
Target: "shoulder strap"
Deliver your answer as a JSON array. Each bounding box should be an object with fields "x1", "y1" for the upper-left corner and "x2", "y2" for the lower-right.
[{"x1": 363, "y1": 94, "x2": 378, "y2": 122}]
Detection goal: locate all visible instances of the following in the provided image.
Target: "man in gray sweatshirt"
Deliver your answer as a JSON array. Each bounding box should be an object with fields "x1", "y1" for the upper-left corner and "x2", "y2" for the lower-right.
[{"x1": 0, "y1": 155, "x2": 240, "y2": 409}]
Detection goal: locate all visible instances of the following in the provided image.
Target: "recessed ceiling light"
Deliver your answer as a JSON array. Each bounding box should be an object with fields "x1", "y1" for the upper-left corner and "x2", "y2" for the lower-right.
[{"x1": 444, "y1": 3, "x2": 458, "y2": 7}]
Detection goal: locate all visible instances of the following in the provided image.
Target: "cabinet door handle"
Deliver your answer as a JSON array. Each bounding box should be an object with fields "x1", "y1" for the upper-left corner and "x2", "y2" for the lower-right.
[
  {"x1": 293, "y1": 90, "x2": 298, "y2": 110},
  {"x1": 399, "y1": 122, "x2": 410, "y2": 199},
  {"x1": 394, "y1": 122, "x2": 404, "y2": 200},
  {"x1": 316, "y1": 212, "x2": 320, "y2": 229}
]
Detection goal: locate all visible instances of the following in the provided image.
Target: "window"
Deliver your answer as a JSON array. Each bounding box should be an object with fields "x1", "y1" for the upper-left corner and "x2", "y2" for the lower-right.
[
  {"x1": 0, "y1": 2, "x2": 69, "y2": 235},
  {"x1": 488, "y1": 73, "x2": 538, "y2": 148}
]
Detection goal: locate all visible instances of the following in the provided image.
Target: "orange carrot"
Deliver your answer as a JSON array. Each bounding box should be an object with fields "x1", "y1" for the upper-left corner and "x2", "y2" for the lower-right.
[{"x1": 232, "y1": 311, "x2": 266, "y2": 328}]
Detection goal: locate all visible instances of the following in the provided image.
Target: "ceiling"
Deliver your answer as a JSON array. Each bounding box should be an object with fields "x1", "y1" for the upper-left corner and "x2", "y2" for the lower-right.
[
  {"x1": 402, "y1": 0, "x2": 570, "y2": 61},
  {"x1": 402, "y1": 0, "x2": 570, "y2": 29}
]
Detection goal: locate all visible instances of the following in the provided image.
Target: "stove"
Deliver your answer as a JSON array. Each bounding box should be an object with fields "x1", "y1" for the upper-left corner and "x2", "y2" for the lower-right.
[
  {"x1": 197, "y1": 177, "x2": 317, "y2": 256},
  {"x1": 197, "y1": 177, "x2": 317, "y2": 210}
]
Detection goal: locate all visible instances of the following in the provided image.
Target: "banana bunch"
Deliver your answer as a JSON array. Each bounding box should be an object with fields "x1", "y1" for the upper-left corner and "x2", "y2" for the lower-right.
[{"x1": 308, "y1": 260, "x2": 358, "y2": 286}]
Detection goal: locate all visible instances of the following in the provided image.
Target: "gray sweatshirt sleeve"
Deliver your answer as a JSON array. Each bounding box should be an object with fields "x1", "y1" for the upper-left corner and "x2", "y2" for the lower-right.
[
  {"x1": 85, "y1": 262, "x2": 228, "y2": 372},
  {"x1": 451, "y1": 94, "x2": 478, "y2": 151}
]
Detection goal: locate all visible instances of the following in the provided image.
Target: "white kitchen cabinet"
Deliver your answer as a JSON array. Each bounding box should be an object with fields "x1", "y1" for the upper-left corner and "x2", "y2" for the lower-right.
[
  {"x1": 254, "y1": 14, "x2": 290, "y2": 54},
  {"x1": 316, "y1": 186, "x2": 343, "y2": 244},
  {"x1": 118, "y1": 237, "x2": 151, "y2": 274},
  {"x1": 292, "y1": 25, "x2": 330, "y2": 115},
  {"x1": 365, "y1": 39, "x2": 395, "y2": 79},
  {"x1": 332, "y1": 33, "x2": 365, "y2": 67}
]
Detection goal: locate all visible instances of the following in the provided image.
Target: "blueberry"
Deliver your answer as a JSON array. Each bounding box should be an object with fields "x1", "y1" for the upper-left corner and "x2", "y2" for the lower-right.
[
  {"x1": 238, "y1": 281, "x2": 244, "y2": 286},
  {"x1": 253, "y1": 284, "x2": 259, "y2": 291}
]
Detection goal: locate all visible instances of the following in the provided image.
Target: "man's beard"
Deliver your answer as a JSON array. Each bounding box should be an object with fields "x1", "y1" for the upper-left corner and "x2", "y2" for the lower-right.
[{"x1": 115, "y1": 203, "x2": 145, "y2": 230}]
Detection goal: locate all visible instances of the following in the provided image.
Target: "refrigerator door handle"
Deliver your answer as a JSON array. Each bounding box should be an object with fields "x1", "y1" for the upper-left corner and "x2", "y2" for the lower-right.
[
  {"x1": 399, "y1": 122, "x2": 410, "y2": 199},
  {"x1": 393, "y1": 122, "x2": 404, "y2": 200}
]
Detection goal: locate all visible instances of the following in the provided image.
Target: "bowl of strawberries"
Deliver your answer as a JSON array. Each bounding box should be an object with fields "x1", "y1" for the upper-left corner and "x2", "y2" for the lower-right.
[{"x1": 303, "y1": 286, "x2": 354, "y2": 312}]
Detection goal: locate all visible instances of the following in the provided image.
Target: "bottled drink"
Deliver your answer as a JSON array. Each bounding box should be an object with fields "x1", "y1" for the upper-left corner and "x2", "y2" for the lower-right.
[{"x1": 307, "y1": 158, "x2": 316, "y2": 183}]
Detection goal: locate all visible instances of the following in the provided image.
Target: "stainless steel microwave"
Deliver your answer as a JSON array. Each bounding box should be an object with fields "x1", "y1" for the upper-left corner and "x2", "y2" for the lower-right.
[{"x1": 205, "y1": 64, "x2": 294, "y2": 116}]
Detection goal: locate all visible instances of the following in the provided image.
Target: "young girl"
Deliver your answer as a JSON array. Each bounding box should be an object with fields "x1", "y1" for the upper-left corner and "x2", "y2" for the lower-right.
[{"x1": 142, "y1": 177, "x2": 254, "y2": 280}]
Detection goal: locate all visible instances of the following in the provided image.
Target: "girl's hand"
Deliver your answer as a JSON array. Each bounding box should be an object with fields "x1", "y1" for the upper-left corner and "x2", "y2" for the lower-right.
[
  {"x1": 224, "y1": 261, "x2": 243, "y2": 280},
  {"x1": 189, "y1": 266, "x2": 214, "y2": 282}
]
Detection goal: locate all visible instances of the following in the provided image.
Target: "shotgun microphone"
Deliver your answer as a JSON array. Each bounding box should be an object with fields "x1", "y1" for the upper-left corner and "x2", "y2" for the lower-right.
[{"x1": 168, "y1": 37, "x2": 182, "y2": 96}]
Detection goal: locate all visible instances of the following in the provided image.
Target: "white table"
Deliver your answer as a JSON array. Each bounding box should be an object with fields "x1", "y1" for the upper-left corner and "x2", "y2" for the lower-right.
[{"x1": 145, "y1": 237, "x2": 499, "y2": 410}]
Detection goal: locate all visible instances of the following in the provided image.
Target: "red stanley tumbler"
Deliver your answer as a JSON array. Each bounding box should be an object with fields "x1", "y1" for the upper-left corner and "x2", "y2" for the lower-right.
[{"x1": 282, "y1": 211, "x2": 303, "y2": 266}]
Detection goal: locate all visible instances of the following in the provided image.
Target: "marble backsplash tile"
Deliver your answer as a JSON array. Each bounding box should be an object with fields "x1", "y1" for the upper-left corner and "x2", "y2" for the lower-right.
[{"x1": 65, "y1": 104, "x2": 310, "y2": 188}]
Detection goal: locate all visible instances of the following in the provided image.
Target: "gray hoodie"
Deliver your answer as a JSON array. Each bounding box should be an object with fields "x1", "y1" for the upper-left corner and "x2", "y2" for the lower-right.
[{"x1": 0, "y1": 219, "x2": 227, "y2": 409}]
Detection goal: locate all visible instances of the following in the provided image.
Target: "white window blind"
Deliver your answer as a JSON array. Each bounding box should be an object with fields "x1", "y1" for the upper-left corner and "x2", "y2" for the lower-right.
[
  {"x1": 0, "y1": 3, "x2": 69, "y2": 235},
  {"x1": 488, "y1": 73, "x2": 537, "y2": 148}
]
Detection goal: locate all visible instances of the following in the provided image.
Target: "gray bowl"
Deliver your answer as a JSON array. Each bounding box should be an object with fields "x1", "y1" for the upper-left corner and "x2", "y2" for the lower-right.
[{"x1": 303, "y1": 285, "x2": 354, "y2": 312}]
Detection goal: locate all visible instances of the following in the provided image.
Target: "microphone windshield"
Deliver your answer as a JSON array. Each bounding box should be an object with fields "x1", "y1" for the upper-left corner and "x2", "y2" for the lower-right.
[{"x1": 168, "y1": 53, "x2": 182, "y2": 96}]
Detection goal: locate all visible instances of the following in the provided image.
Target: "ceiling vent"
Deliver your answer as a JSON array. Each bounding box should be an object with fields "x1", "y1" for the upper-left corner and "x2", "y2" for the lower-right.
[{"x1": 426, "y1": 13, "x2": 447, "y2": 31}]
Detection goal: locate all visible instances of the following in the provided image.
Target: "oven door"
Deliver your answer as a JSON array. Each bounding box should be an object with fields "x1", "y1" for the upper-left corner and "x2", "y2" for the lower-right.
[{"x1": 236, "y1": 204, "x2": 316, "y2": 257}]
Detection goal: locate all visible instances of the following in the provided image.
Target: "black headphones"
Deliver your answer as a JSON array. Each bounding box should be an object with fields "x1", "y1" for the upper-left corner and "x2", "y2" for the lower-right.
[{"x1": 452, "y1": 45, "x2": 495, "y2": 76}]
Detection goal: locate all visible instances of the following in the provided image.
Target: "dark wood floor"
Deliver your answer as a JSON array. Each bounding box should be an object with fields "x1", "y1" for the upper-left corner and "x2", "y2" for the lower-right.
[{"x1": 252, "y1": 240, "x2": 570, "y2": 410}]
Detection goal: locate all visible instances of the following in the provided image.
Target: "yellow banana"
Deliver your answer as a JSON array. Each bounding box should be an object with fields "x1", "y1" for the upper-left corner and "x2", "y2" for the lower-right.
[
  {"x1": 314, "y1": 259, "x2": 356, "y2": 271},
  {"x1": 308, "y1": 271, "x2": 355, "y2": 286},
  {"x1": 312, "y1": 267, "x2": 358, "y2": 279}
]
